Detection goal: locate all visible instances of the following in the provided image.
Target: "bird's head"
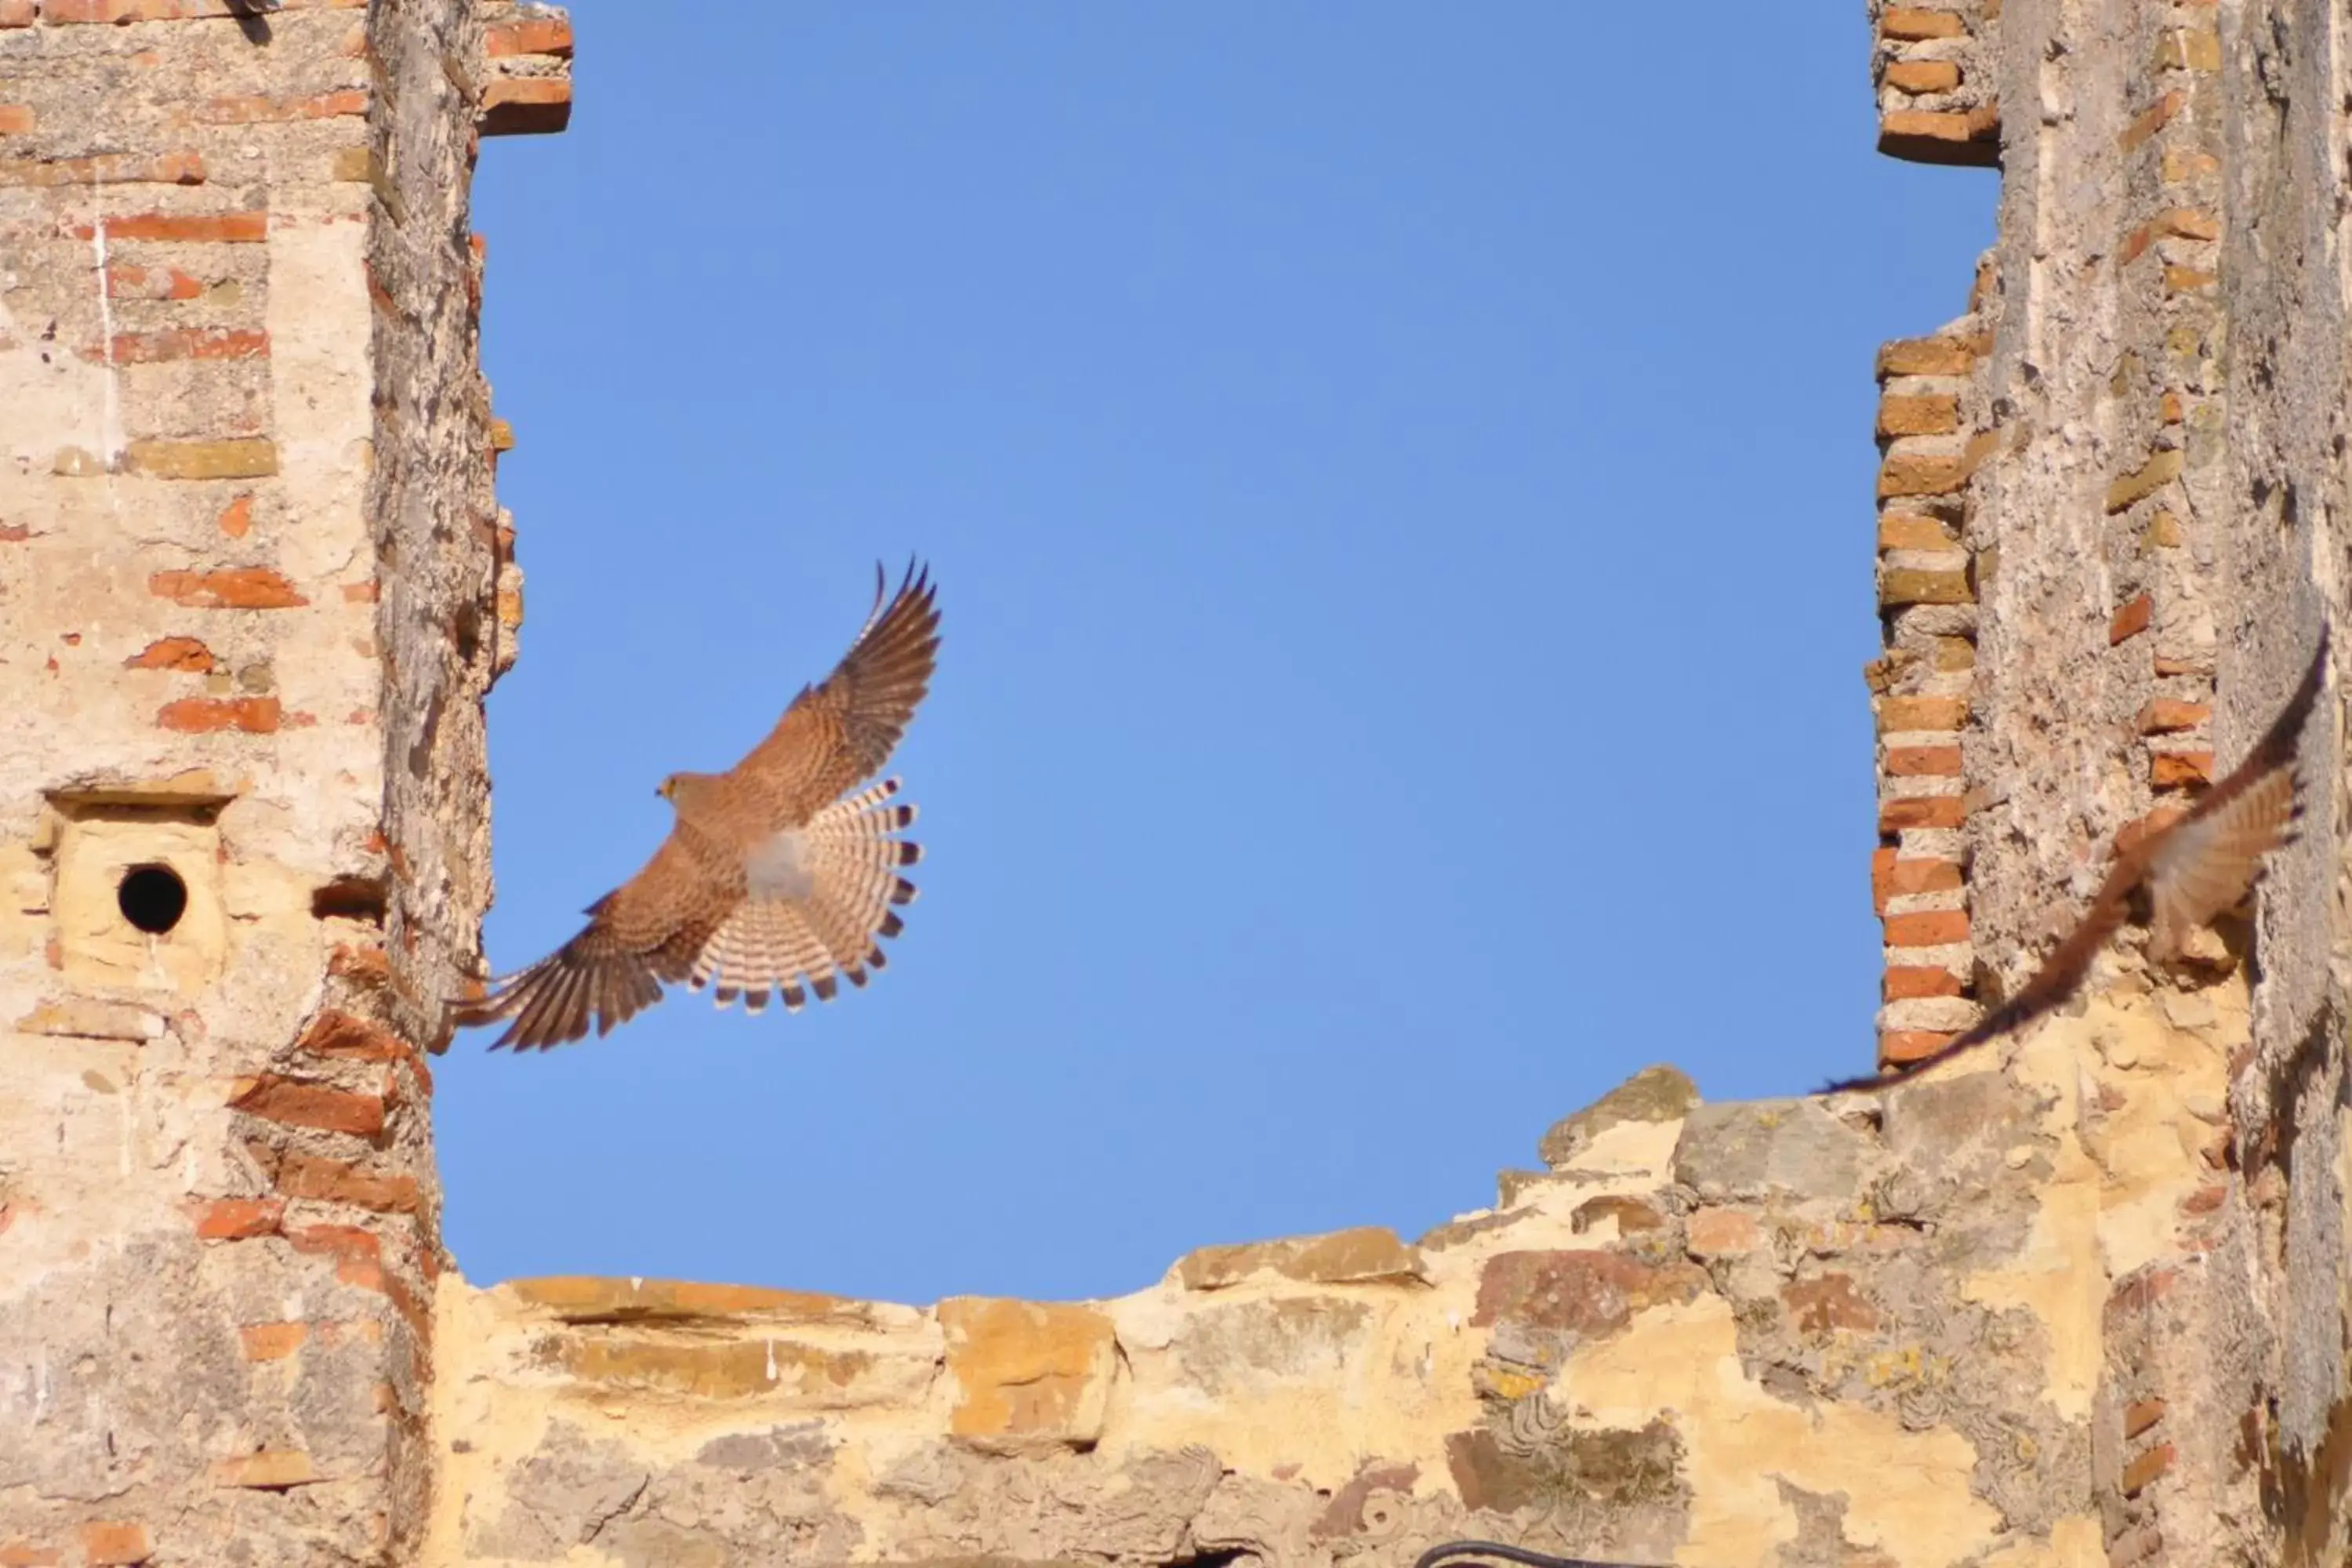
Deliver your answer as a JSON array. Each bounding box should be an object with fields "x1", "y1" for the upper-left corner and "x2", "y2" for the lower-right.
[{"x1": 657, "y1": 771, "x2": 719, "y2": 813}]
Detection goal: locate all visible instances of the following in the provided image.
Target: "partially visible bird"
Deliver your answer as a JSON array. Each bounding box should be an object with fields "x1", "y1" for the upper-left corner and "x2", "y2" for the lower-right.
[
  {"x1": 1826, "y1": 627, "x2": 2330, "y2": 1094},
  {"x1": 452, "y1": 559, "x2": 942, "y2": 1051}
]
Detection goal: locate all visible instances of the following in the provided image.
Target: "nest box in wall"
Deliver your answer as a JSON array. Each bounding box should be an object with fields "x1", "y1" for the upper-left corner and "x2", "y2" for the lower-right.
[{"x1": 38, "y1": 779, "x2": 235, "y2": 996}]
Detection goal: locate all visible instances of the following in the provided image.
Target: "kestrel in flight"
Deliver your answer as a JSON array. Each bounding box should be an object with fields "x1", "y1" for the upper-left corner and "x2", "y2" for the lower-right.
[
  {"x1": 454, "y1": 560, "x2": 942, "y2": 1051},
  {"x1": 1827, "y1": 627, "x2": 2329, "y2": 1094}
]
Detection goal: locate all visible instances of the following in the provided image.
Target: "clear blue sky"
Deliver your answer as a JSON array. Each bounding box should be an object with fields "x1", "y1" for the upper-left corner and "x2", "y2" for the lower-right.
[{"x1": 437, "y1": 4, "x2": 1997, "y2": 1305}]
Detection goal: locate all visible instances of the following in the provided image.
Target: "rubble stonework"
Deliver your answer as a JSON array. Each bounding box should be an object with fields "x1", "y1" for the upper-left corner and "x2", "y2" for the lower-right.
[{"x1": 5, "y1": 2, "x2": 2350, "y2": 1566}]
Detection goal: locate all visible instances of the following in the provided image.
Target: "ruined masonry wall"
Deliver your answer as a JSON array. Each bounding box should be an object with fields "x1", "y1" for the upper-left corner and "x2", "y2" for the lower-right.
[
  {"x1": 1859, "y1": 0, "x2": 2352, "y2": 1561},
  {"x1": 0, "y1": 2, "x2": 568, "y2": 1565},
  {"x1": 424, "y1": 1030, "x2": 2235, "y2": 1567},
  {"x1": 5, "y1": 2, "x2": 2350, "y2": 1567}
]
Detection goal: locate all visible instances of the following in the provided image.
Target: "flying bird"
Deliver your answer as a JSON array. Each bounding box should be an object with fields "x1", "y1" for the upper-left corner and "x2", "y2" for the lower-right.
[
  {"x1": 1827, "y1": 628, "x2": 2329, "y2": 1094},
  {"x1": 453, "y1": 560, "x2": 942, "y2": 1051}
]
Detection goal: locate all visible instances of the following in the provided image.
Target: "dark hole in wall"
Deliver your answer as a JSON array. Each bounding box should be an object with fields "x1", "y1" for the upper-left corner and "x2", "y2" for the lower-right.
[
  {"x1": 118, "y1": 865, "x2": 188, "y2": 935},
  {"x1": 312, "y1": 876, "x2": 390, "y2": 924}
]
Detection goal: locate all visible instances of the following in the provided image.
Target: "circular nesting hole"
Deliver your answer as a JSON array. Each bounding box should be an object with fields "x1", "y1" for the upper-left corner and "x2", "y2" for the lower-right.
[{"x1": 118, "y1": 864, "x2": 188, "y2": 935}]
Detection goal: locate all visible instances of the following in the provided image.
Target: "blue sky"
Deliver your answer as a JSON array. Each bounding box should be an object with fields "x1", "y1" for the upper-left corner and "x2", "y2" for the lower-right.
[{"x1": 437, "y1": 4, "x2": 1998, "y2": 1305}]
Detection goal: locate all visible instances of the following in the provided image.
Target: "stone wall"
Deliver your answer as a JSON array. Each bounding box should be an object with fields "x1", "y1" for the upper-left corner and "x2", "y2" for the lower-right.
[
  {"x1": 7, "y1": 2, "x2": 2352, "y2": 1566},
  {"x1": 421, "y1": 1023, "x2": 2237, "y2": 1566},
  {"x1": 0, "y1": 2, "x2": 565, "y2": 1564}
]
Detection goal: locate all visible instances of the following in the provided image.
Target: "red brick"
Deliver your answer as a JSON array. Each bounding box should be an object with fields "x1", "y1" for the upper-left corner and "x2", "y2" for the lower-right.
[
  {"x1": 485, "y1": 16, "x2": 572, "y2": 56},
  {"x1": 339, "y1": 1251, "x2": 431, "y2": 1341},
  {"x1": 70, "y1": 211, "x2": 265, "y2": 245},
  {"x1": 1884, "y1": 858, "x2": 1962, "y2": 900},
  {"x1": 1880, "y1": 1029, "x2": 1958, "y2": 1066},
  {"x1": 125, "y1": 636, "x2": 216, "y2": 673},
  {"x1": 1878, "y1": 393, "x2": 1960, "y2": 437},
  {"x1": 0, "y1": 1540, "x2": 60, "y2": 1566},
  {"x1": 299, "y1": 1009, "x2": 425, "y2": 1084},
  {"x1": 157, "y1": 697, "x2": 279, "y2": 734},
  {"x1": 275, "y1": 1153, "x2": 419, "y2": 1214},
  {"x1": 2125, "y1": 1397, "x2": 2167, "y2": 1438},
  {"x1": 228, "y1": 1074, "x2": 385, "y2": 1137},
  {"x1": 481, "y1": 78, "x2": 572, "y2": 136},
  {"x1": 0, "y1": 0, "x2": 27, "y2": 26},
  {"x1": 217, "y1": 494, "x2": 253, "y2": 537},
  {"x1": 2138, "y1": 699, "x2": 2209, "y2": 733},
  {"x1": 1877, "y1": 512, "x2": 1955, "y2": 550},
  {"x1": 1877, "y1": 695, "x2": 1967, "y2": 734},
  {"x1": 1878, "y1": 452, "x2": 1969, "y2": 499},
  {"x1": 195, "y1": 89, "x2": 367, "y2": 124},
  {"x1": 239, "y1": 1322, "x2": 307, "y2": 1360},
  {"x1": 2109, "y1": 592, "x2": 2153, "y2": 644},
  {"x1": 1881, "y1": 107, "x2": 2001, "y2": 165},
  {"x1": 82, "y1": 328, "x2": 267, "y2": 365},
  {"x1": 0, "y1": 524, "x2": 30, "y2": 543},
  {"x1": 2155, "y1": 207, "x2": 2220, "y2": 241},
  {"x1": 74, "y1": 1524, "x2": 148, "y2": 1566},
  {"x1": 1878, "y1": 336, "x2": 1976, "y2": 377},
  {"x1": 2121, "y1": 1441, "x2": 2176, "y2": 1496},
  {"x1": 340, "y1": 580, "x2": 378, "y2": 602},
  {"x1": 2120, "y1": 91, "x2": 2185, "y2": 153},
  {"x1": 149, "y1": 568, "x2": 306, "y2": 609},
  {"x1": 1879, "y1": 794, "x2": 1967, "y2": 831},
  {"x1": 0, "y1": 151, "x2": 201, "y2": 187},
  {"x1": 1869, "y1": 846, "x2": 1899, "y2": 914},
  {"x1": 192, "y1": 1196, "x2": 284, "y2": 1241},
  {"x1": 0, "y1": 105, "x2": 30, "y2": 135},
  {"x1": 1881, "y1": 6, "x2": 1965, "y2": 38},
  {"x1": 45, "y1": 0, "x2": 254, "y2": 16},
  {"x1": 286, "y1": 1222, "x2": 380, "y2": 1269},
  {"x1": 1884, "y1": 745, "x2": 1962, "y2": 776},
  {"x1": 2152, "y1": 751, "x2": 2213, "y2": 788},
  {"x1": 103, "y1": 263, "x2": 206, "y2": 300},
  {"x1": 1884, "y1": 965, "x2": 1964, "y2": 1000},
  {"x1": 1885, "y1": 909, "x2": 1969, "y2": 947}
]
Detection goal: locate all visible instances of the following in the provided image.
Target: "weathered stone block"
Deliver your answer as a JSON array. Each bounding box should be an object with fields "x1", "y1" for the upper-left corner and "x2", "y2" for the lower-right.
[
  {"x1": 1672, "y1": 1100, "x2": 1870, "y2": 1203},
  {"x1": 1537, "y1": 1063, "x2": 1698, "y2": 1170},
  {"x1": 1175, "y1": 1225, "x2": 1426, "y2": 1289},
  {"x1": 938, "y1": 1297, "x2": 1116, "y2": 1452}
]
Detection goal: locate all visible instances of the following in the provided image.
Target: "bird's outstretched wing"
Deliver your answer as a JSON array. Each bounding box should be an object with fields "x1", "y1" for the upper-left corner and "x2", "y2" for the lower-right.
[
  {"x1": 1824, "y1": 627, "x2": 2328, "y2": 1095},
  {"x1": 452, "y1": 829, "x2": 738, "y2": 1051},
  {"x1": 731, "y1": 559, "x2": 942, "y2": 822}
]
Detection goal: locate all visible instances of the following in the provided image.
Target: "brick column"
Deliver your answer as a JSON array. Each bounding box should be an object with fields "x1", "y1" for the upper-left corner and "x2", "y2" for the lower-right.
[{"x1": 0, "y1": 3, "x2": 566, "y2": 1564}]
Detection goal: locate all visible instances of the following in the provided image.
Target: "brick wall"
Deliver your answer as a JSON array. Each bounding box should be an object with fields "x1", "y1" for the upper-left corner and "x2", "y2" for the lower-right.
[
  {"x1": 1862, "y1": 0, "x2": 2352, "y2": 1563},
  {"x1": 0, "y1": 3, "x2": 565, "y2": 1563}
]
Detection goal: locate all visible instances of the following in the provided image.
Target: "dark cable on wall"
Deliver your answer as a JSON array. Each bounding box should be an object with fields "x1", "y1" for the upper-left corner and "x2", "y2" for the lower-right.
[{"x1": 1412, "y1": 1541, "x2": 1662, "y2": 1568}]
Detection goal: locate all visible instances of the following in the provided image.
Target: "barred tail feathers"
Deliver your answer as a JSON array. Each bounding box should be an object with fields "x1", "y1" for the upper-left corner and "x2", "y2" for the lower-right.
[{"x1": 690, "y1": 779, "x2": 922, "y2": 1014}]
